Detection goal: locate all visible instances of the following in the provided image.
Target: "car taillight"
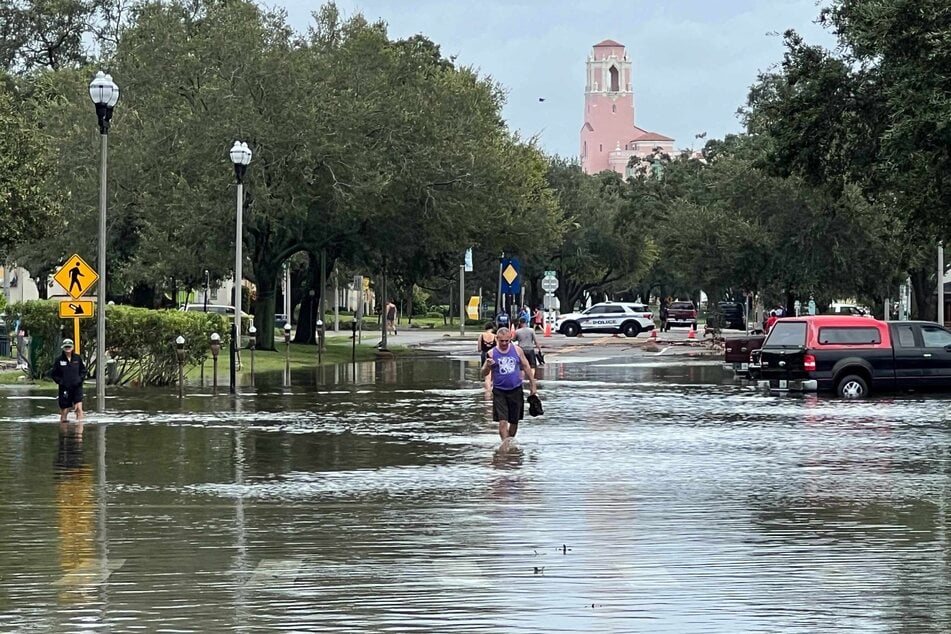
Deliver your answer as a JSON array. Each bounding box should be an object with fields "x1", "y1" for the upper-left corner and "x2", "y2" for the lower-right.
[
  {"x1": 804, "y1": 354, "x2": 816, "y2": 372},
  {"x1": 646, "y1": 313, "x2": 652, "y2": 319}
]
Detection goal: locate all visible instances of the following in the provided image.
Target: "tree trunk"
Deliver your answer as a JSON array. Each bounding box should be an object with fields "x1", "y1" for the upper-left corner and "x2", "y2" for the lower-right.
[
  {"x1": 253, "y1": 266, "x2": 279, "y2": 350},
  {"x1": 911, "y1": 265, "x2": 935, "y2": 321},
  {"x1": 293, "y1": 251, "x2": 320, "y2": 344}
]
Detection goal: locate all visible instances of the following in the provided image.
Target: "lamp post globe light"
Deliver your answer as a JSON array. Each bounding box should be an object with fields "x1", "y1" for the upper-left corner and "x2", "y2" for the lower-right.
[
  {"x1": 175, "y1": 335, "x2": 186, "y2": 399},
  {"x1": 89, "y1": 70, "x2": 119, "y2": 412},
  {"x1": 228, "y1": 141, "x2": 252, "y2": 395},
  {"x1": 210, "y1": 332, "x2": 221, "y2": 394},
  {"x1": 248, "y1": 325, "x2": 257, "y2": 385}
]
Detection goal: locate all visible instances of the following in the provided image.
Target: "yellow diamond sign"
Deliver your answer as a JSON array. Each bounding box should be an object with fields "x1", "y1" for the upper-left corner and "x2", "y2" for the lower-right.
[
  {"x1": 502, "y1": 264, "x2": 518, "y2": 286},
  {"x1": 53, "y1": 253, "x2": 99, "y2": 300}
]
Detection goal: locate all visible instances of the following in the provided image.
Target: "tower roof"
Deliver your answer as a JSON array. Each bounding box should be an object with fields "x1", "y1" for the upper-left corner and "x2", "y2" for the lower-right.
[
  {"x1": 593, "y1": 39, "x2": 624, "y2": 48},
  {"x1": 631, "y1": 130, "x2": 675, "y2": 143}
]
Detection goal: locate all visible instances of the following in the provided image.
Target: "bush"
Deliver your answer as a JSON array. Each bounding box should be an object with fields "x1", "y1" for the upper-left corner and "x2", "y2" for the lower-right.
[{"x1": 11, "y1": 301, "x2": 229, "y2": 386}]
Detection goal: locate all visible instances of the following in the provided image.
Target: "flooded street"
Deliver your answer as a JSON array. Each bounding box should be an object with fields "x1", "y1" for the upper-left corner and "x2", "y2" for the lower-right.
[{"x1": 3, "y1": 356, "x2": 951, "y2": 631}]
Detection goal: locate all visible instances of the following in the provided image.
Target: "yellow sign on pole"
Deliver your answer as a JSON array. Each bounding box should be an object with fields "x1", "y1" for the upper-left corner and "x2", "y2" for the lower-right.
[
  {"x1": 466, "y1": 296, "x2": 480, "y2": 321},
  {"x1": 73, "y1": 319, "x2": 81, "y2": 355},
  {"x1": 59, "y1": 300, "x2": 95, "y2": 319},
  {"x1": 53, "y1": 254, "x2": 99, "y2": 300}
]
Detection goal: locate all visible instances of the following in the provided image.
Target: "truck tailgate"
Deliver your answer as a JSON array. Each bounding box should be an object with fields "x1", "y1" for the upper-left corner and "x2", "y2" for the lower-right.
[{"x1": 724, "y1": 335, "x2": 766, "y2": 364}]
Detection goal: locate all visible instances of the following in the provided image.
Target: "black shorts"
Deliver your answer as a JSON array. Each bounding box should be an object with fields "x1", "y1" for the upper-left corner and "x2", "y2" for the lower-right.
[
  {"x1": 492, "y1": 386, "x2": 524, "y2": 423},
  {"x1": 521, "y1": 349, "x2": 537, "y2": 368},
  {"x1": 58, "y1": 385, "x2": 84, "y2": 409}
]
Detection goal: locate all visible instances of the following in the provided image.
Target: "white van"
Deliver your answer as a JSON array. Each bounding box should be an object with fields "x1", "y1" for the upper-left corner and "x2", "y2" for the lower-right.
[{"x1": 180, "y1": 304, "x2": 251, "y2": 319}]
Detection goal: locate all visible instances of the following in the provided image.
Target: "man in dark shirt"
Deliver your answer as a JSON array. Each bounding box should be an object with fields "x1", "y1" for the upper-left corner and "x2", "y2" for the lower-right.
[{"x1": 49, "y1": 338, "x2": 86, "y2": 424}]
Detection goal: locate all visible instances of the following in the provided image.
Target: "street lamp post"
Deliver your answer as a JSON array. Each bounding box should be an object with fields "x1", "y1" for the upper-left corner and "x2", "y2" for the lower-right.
[
  {"x1": 175, "y1": 335, "x2": 186, "y2": 399},
  {"x1": 248, "y1": 325, "x2": 257, "y2": 385},
  {"x1": 229, "y1": 141, "x2": 252, "y2": 395},
  {"x1": 89, "y1": 70, "x2": 119, "y2": 412},
  {"x1": 210, "y1": 332, "x2": 221, "y2": 395}
]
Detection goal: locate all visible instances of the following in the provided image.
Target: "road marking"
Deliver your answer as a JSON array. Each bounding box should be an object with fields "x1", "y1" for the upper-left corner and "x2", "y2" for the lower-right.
[
  {"x1": 245, "y1": 558, "x2": 306, "y2": 588},
  {"x1": 53, "y1": 558, "x2": 126, "y2": 588}
]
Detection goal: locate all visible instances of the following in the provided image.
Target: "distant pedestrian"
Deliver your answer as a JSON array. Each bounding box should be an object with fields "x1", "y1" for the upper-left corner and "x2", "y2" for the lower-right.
[
  {"x1": 477, "y1": 322, "x2": 497, "y2": 391},
  {"x1": 514, "y1": 317, "x2": 541, "y2": 378},
  {"x1": 482, "y1": 327, "x2": 537, "y2": 441},
  {"x1": 533, "y1": 307, "x2": 544, "y2": 332},
  {"x1": 766, "y1": 310, "x2": 779, "y2": 332},
  {"x1": 385, "y1": 300, "x2": 397, "y2": 335},
  {"x1": 519, "y1": 305, "x2": 531, "y2": 327},
  {"x1": 496, "y1": 311, "x2": 510, "y2": 329},
  {"x1": 49, "y1": 339, "x2": 85, "y2": 425},
  {"x1": 659, "y1": 301, "x2": 670, "y2": 332}
]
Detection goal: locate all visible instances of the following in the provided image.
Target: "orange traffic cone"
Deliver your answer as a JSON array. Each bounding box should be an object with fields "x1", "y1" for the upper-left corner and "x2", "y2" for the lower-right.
[
  {"x1": 688, "y1": 324, "x2": 696, "y2": 339},
  {"x1": 650, "y1": 328, "x2": 658, "y2": 339},
  {"x1": 544, "y1": 322, "x2": 551, "y2": 337}
]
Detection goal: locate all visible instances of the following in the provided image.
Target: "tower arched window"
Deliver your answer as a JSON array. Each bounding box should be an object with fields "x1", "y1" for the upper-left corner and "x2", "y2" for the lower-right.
[{"x1": 609, "y1": 65, "x2": 619, "y2": 92}]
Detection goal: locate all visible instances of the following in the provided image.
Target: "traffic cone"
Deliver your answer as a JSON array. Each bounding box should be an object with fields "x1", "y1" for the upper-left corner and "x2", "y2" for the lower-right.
[
  {"x1": 544, "y1": 322, "x2": 551, "y2": 337},
  {"x1": 650, "y1": 328, "x2": 658, "y2": 339},
  {"x1": 688, "y1": 324, "x2": 696, "y2": 339}
]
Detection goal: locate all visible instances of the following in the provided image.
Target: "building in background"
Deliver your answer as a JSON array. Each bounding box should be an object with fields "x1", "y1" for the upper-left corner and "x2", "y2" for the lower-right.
[{"x1": 580, "y1": 39, "x2": 675, "y2": 176}]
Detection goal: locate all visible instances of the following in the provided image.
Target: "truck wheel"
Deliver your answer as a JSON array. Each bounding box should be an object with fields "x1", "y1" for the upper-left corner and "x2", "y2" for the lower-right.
[
  {"x1": 622, "y1": 322, "x2": 639, "y2": 337},
  {"x1": 836, "y1": 374, "x2": 868, "y2": 399},
  {"x1": 562, "y1": 322, "x2": 580, "y2": 337}
]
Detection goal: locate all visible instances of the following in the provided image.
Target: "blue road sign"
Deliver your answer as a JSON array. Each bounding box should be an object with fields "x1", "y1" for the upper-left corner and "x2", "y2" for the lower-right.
[{"x1": 500, "y1": 257, "x2": 521, "y2": 295}]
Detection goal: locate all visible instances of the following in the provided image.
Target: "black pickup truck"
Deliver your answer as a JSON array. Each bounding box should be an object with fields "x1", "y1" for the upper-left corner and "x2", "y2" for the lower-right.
[{"x1": 759, "y1": 315, "x2": 951, "y2": 398}]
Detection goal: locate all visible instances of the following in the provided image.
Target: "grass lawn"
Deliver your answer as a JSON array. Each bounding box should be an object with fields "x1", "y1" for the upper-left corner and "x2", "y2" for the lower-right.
[
  {"x1": 315, "y1": 312, "x2": 484, "y2": 333},
  {"x1": 187, "y1": 339, "x2": 407, "y2": 379}
]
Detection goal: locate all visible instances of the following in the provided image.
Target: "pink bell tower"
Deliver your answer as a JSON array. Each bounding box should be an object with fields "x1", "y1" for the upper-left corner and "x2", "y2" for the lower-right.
[{"x1": 580, "y1": 39, "x2": 674, "y2": 175}]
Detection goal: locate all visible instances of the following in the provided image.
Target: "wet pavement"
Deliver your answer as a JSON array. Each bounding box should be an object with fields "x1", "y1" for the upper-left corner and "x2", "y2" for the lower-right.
[{"x1": 2, "y1": 355, "x2": 951, "y2": 632}]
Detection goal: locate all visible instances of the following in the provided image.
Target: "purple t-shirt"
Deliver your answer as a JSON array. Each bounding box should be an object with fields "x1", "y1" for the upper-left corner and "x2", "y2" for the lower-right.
[{"x1": 491, "y1": 344, "x2": 523, "y2": 390}]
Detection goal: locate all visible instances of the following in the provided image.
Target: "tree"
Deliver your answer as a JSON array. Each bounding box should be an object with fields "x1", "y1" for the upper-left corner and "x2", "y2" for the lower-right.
[{"x1": 0, "y1": 75, "x2": 62, "y2": 264}]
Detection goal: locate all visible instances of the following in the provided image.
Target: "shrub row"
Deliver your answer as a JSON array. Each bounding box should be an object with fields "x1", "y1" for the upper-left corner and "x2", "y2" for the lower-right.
[{"x1": 10, "y1": 301, "x2": 230, "y2": 386}]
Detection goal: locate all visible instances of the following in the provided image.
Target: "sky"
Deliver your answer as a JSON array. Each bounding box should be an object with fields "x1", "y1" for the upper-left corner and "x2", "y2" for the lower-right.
[{"x1": 273, "y1": 0, "x2": 838, "y2": 158}]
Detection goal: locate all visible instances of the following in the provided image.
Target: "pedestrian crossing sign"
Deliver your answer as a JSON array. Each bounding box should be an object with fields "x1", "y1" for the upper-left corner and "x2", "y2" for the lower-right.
[{"x1": 53, "y1": 253, "x2": 99, "y2": 300}]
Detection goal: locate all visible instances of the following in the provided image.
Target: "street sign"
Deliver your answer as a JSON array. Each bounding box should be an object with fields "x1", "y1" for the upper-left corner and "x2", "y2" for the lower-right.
[
  {"x1": 466, "y1": 296, "x2": 480, "y2": 321},
  {"x1": 53, "y1": 254, "x2": 99, "y2": 300},
  {"x1": 464, "y1": 248, "x2": 473, "y2": 273},
  {"x1": 59, "y1": 300, "x2": 95, "y2": 319},
  {"x1": 541, "y1": 276, "x2": 559, "y2": 293},
  {"x1": 500, "y1": 257, "x2": 521, "y2": 295},
  {"x1": 543, "y1": 293, "x2": 556, "y2": 309}
]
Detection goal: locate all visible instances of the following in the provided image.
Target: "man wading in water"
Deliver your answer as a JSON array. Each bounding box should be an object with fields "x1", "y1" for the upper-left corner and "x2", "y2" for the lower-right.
[{"x1": 482, "y1": 326, "x2": 537, "y2": 441}]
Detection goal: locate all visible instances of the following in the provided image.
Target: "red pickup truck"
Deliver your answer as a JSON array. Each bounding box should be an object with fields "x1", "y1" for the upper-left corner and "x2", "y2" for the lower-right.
[
  {"x1": 759, "y1": 315, "x2": 951, "y2": 397},
  {"x1": 667, "y1": 301, "x2": 698, "y2": 329}
]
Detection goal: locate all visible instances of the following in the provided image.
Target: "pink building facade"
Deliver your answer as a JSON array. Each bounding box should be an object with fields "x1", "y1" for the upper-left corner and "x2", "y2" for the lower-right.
[{"x1": 580, "y1": 39, "x2": 675, "y2": 176}]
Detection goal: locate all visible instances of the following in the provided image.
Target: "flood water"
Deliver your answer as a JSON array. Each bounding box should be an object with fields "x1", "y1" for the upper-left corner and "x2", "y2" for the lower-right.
[{"x1": 3, "y1": 356, "x2": 951, "y2": 632}]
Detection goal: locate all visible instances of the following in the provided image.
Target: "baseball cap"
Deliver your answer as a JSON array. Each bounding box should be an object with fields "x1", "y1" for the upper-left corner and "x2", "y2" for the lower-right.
[{"x1": 61, "y1": 339, "x2": 74, "y2": 349}]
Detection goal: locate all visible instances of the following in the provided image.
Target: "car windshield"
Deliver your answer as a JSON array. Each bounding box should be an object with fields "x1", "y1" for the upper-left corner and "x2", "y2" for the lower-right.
[
  {"x1": 671, "y1": 302, "x2": 693, "y2": 310},
  {"x1": 766, "y1": 321, "x2": 807, "y2": 348}
]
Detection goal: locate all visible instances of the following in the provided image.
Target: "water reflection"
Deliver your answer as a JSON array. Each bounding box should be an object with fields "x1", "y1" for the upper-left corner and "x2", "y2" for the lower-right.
[{"x1": 5, "y1": 358, "x2": 951, "y2": 630}]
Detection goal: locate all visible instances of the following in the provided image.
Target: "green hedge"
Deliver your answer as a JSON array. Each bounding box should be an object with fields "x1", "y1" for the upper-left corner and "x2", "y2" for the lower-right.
[{"x1": 10, "y1": 301, "x2": 230, "y2": 386}]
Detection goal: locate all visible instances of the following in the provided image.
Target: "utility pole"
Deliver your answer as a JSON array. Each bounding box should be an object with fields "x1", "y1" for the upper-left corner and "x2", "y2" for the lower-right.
[
  {"x1": 459, "y1": 264, "x2": 465, "y2": 336},
  {"x1": 940, "y1": 241, "x2": 945, "y2": 325}
]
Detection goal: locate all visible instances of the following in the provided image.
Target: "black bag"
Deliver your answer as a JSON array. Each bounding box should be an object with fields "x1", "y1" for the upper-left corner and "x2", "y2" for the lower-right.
[
  {"x1": 535, "y1": 349, "x2": 545, "y2": 365},
  {"x1": 528, "y1": 393, "x2": 544, "y2": 416}
]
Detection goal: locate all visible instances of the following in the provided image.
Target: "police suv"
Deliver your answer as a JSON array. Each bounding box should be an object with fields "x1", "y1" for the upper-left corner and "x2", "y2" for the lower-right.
[{"x1": 555, "y1": 302, "x2": 655, "y2": 338}]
